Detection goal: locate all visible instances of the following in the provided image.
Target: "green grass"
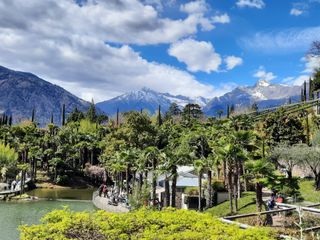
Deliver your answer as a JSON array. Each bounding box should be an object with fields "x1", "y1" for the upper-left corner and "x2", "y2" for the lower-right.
[
  {"x1": 206, "y1": 192, "x2": 262, "y2": 217},
  {"x1": 299, "y1": 180, "x2": 320, "y2": 203}
]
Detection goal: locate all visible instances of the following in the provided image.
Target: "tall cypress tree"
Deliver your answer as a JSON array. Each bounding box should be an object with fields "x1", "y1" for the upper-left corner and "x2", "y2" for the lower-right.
[
  {"x1": 309, "y1": 78, "x2": 313, "y2": 100},
  {"x1": 303, "y1": 81, "x2": 307, "y2": 102},
  {"x1": 158, "y1": 105, "x2": 162, "y2": 126},
  {"x1": 62, "y1": 104, "x2": 66, "y2": 126},
  {"x1": 31, "y1": 108, "x2": 35, "y2": 122},
  {"x1": 50, "y1": 113, "x2": 54, "y2": 124},
  {"x1": 86, "y1": 99, "x2": 97, "y2": 123},
  {"x1": 227, "y1": 104, "x2": 230, "y2": 118},
  {"x1": 8, "y1": 116, "x2": 12, "y2": 126},
  {"x1": 301, "y1": 89, "x2": 304, "y2": 102},
  {"x1": 230, "y1": 104, "x2": 235, "y2": 114}
]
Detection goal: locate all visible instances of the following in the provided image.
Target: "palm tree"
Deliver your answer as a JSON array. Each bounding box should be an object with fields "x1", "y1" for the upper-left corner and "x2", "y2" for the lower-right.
[
  {"x1": 245, "y1": 158, "x2": 275, "y2": 214},
  {"x1": 144, "y1": 146, "x2": 163, "y2": 206}
]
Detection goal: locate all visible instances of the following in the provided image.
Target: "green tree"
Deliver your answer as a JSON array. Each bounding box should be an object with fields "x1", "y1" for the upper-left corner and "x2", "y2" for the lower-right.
[
  {"x1": 264, "y1": 109, "x2": 306, "y2": 146},
  {"x1": 245, "y1": 159, "x2": 275, "y2": 216},
  {"x1": 67, "y1": 107, "x2": 85, "y2": 123}
]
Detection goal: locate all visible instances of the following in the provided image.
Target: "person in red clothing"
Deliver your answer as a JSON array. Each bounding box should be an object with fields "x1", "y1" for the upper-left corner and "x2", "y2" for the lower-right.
[{"x1": 102, "y1": 184, "x2": 108, "y2": 198}]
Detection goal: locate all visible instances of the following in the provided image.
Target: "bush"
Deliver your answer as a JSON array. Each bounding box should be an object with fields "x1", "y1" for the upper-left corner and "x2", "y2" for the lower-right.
[
  {"x1": 185, "y1": 186, "x2": 199, "y2": 196},
  {"x1": 55, "y1": 175, "x2": 69, "y2": 186},
  {"x1": 212, "y1": 180, "x2": 226, "y2": 192},
  {"x1": 20, "y1": 208, "x2": 276, "y2": 240}
]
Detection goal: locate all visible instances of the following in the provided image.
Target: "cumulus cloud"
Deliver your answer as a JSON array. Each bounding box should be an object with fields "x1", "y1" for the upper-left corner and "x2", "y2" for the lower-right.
[
  {"x1": 253, "y1": 67, "x2": 277, "y2": 82},
  {"x1": 0, "y1": 0, "x2": 216, "y2": 46},
  {"x1": 212, "y1": 14, "x2": 230, "y2": 24},
  {"x1": 168, "y1": 39, "x2": 222, "y2": 73},
  {"x1": 224, "y1": 56, "x2": 243, "y2": 70},
  {"x1": 240, "y1": 26, "x2": 320, "y2": 54},
  {"x1": 180, "y1": 0, "x2": 208, "y2": 14},
  {"x1": 302, "y1": 56, "x2": 320, "y2": 73},
  {"x1": 283, "y1": 75, "x2": 309, "y2": 86},
  {"x1": 236, "y1": 0, "x2": 265, "y2": 9},
  {"x1": 290, "y1": 8, "x2": 304, "y2": 16},
  {"x1": 282, "y1": 55, "x2": 319, "y2": 86},
  {"x1": 0, "y1": 0, "x2": 231, "y2": 101}
]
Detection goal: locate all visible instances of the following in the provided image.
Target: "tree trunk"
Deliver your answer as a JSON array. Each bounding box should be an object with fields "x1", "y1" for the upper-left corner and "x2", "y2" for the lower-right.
[
  {"x1": 315, "y1": 173, "x2": 320, "y2": 191},
  {"x1": 227, "y1": 169, "x2": 234, "y2": 213},
  {"x1": 223, "y1": 160, "x2": 227, "y2": 187},
  {"x1": 233, "y1": 172, "x2": 238, "y2": 212},
  {"x1": 207, "y1": 170, "x2": 212, "y2": 208},
  {"x1": 91, "y1": 149, "x2": 94, "y2": 165},
  {"x1": 171, "y1": 165, "x2": 177, "y2": 208},
  {"x1": 198, "y1": 170, "x2": 203, "y2": 211},
  {"x1": 256, "y1": 182, "x2": 264, "y2": 225},
  {"x1": 126, "y1": 165, "x2": 130, "y2": 196},
  {"x1": 139, "y1": 173, "x2": 143, "y2": 190},
  {"x1": 256, "y1": 182, "x2": 263, "y2": 212},
  {"x1": 243, "y1": 164, "x2": 248, "y2": 192},
  {"x1": 237, "y1": 161, "x2": 241, "y2": 199},
  {"x1": 164, "y1": 175, "x2": 170, "y2": 207},
  {"x1": 152, "y1": 160, "x2": 157, "y2": 207}
]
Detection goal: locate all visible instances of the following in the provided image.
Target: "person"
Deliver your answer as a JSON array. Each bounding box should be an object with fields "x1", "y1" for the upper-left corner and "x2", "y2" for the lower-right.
[
  {"x1": 98, "y1": 184, "x2": 104, "y2": 197},
  {"x1": 11, "y1": 180, "x2": 17, "y2": 191},
  {"x1": 102, "y1": 184, "x2": 108, "y2": 198},
  {"x1": 267, "y1": 193, "x2": 275, "y2": 210}
]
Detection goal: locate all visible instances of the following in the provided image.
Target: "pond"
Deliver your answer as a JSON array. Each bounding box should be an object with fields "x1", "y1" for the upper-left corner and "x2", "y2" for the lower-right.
[
  {"x1": 0, "y1": 188, "x2": 96, "y2": 240},
  {"x1": 28, "y1": 188, "x2": 95, "y2": 200}
]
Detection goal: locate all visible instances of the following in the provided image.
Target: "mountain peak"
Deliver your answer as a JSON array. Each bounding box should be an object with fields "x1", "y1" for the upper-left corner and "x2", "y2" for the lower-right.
[{"x1": 255, "y1": 79, "x2": 270, "y2": 87}]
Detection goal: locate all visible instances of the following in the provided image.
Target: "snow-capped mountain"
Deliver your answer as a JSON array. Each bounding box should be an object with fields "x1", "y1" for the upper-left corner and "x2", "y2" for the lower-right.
[
  {"x1": 97, "y1": 80, "x2": 302, "y2": 117},
  {"x1": 203, "y1": 80, "x2": 301, "y2": 116},
  {"x1": 96, "y1": 88, "x2": 210, "y2": 115}
]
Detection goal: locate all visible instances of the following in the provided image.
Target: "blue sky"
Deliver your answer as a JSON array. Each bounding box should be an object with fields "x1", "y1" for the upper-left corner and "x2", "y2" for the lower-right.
[
  {"x1": 133, "y1": 0, "x2": 320, "y2": 88},
  {"x1": 0, "y1": 0, "x2": 319, "y2": 101}
]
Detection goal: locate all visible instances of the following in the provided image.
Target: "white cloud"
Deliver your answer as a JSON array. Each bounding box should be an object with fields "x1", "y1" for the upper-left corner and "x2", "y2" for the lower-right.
[
  {"x1": 236, "y1": 0, "x2": 265, "y2": 9},
  {"x1": 180, "y1": 0, "x2": 208, "y2": 14},
  {"x1": 212, "y1": 14, "x2": 230, "y2": 24},
  {"x1": 224, "y1": 56, "x2": 243, "y2": 70},
  {"x1": 168, "y1": 38, "x2": 222, "y2": 73},
  {"x1": 0, "y1": 0, "x2": 231, "y2": 102},
  {"x1": 283, "y1": 75, "x2": 309, "y2": 86},
  {"x1": 240, "y1": 26, "x2": 320, "y2": 54},
  {"x1": 253, "y1": 67, "x2": 277, "y2": 82},
  {"x1": 282, "y1": 55, "x2": 319, "y2": 86},
  {"x1": 290, "y1": 8, "x2": 303, "y2": 16},
  {"x1": 0, "y1": 0, "x2": 217, "y2": 46},
  {"x1": 302, "y1": 55, "x2": 320, "y2": 73}
]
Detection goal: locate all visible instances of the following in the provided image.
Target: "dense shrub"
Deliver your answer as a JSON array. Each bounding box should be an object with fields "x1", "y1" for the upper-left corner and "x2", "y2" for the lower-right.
[
  {"x1": 20, "y1": 208, "x2": 276, "y2": 240},
  {"x1": 55, "y1": 174, "x2": 69, "y2": 185}
]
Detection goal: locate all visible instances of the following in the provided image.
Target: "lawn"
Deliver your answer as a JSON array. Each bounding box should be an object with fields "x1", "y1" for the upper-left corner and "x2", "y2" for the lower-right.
[
  {"x1": 206, "y1": 192, "x2": 262, "y2": 217},
  {"x1": 299, "y1": 180, "x2": 320, "y2": 203}
]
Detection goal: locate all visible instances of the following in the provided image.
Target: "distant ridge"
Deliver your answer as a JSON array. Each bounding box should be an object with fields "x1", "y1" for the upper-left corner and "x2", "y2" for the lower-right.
[
  {"x1": 96, "y1": 87, "x2": 209, "y2": 116},
  {"x1": 0, "y1": 65, "x2": 90, "y2": 126},
  {"x1": 97, "y1": 81, "x2": 302, "y2": 116}
]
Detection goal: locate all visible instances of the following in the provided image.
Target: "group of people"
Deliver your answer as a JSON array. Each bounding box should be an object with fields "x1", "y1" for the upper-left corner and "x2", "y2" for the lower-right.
[
  {"x1": 267, "y1": 192, "x2": 284, "y2": 211},
  {"x1": 98, "y1": 183, "x2": 128, "y2": 207}
]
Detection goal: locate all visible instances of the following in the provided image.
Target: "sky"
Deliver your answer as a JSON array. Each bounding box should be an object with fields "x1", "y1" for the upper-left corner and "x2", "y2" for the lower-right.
[{"x1": 0, "y1": 0, "x2": 319, "y2": 102}]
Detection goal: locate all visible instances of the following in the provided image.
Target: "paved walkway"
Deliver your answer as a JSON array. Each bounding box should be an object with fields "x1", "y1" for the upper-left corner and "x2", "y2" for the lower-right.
[{"x1": 92, "y1": 192, "x2": 129, "y2": 213}]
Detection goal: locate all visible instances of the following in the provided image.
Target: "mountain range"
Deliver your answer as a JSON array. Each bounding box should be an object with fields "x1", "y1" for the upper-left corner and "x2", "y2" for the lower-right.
[
  {"x1": 97, "y1": 80, "x2": 301, "y2": 116},
  {"x1": 0, "y1": 65, "x2": 303, "y2": 124},
  {"x1": 0, "y1": 66, "x2": 89, "y2": 126},
  {"x1": 96, "y1": 87, "x2": 210, "y2": 116}
]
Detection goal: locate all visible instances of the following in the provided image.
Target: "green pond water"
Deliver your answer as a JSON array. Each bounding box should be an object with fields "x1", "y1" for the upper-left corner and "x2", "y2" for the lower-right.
[{"x1": 0, "y1": 189, "x2": 96, "y2": 240}]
